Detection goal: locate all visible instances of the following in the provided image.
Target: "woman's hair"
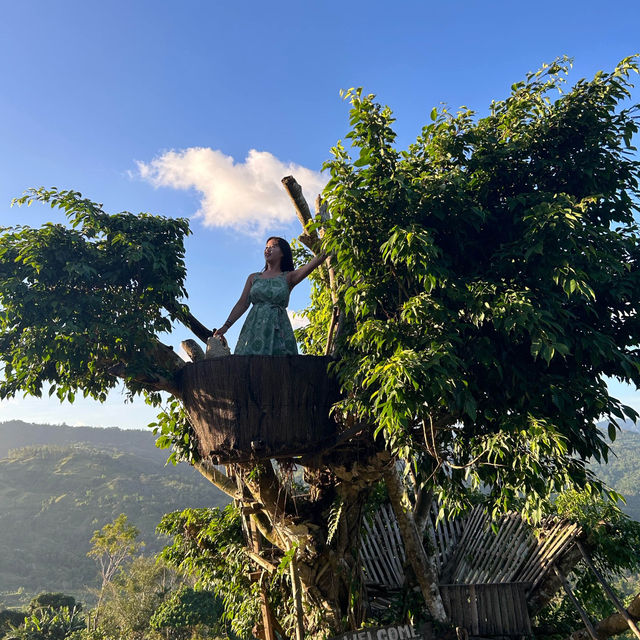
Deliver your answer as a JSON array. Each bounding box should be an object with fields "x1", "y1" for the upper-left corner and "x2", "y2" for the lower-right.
[{"x1": 264, "y1": 236, "x2": 295, "y2": 272}]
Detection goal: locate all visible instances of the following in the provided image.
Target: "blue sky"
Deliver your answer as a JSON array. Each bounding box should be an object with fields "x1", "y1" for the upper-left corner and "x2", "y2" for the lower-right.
[{"x1": 1, "y1": 0, "x2": 639, "y2": 428}]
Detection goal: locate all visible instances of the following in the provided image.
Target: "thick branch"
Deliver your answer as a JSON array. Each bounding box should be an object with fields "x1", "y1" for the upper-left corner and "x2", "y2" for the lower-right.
[
  {"x1": 193, "y1": 461, "x2": 243, "y2": 500},
  {"x1": 250, "y1": 510, "x2": 286, "y2": 549},
  {"x1": 281, "y1": 175, "x2": 321, "y2": 254},
  {"x1": 569, "y1": 591, "x2": 640, "y2": 640},
  {"x1": 315, "y1": 194, "x2": 330, "y2": 223},
  {"x1": 282, "y1": 175, "x2": 312, "y2": 226},
  {"x1": 179, "y1": 310, "x2": 212, "y2": 343},
  {"x1": 239, "y1": 462, "x2": 309, "y2": 552},
  {"x1": 414, "y1": 489, "x2": 434, "y2": 537},
  {"x1": 242, "y1": 461, "x2": 292, "y2": 518},
  {"x1": 383, "y1": 463, "x2": 447, "y2": 623},
  {"x1": 281, "y1": 176, "x2": 344, "y2": 357},
  {"x1": 108, "y1": 340, "x2": 184, "y2": 396}
]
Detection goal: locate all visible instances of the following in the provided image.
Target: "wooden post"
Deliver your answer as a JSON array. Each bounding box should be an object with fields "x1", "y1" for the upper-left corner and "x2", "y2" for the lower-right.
[
  {"x1": 553, "y1": 565, "x2": 599, "y2": 640},
  {"x1": 249, "y1": 518, "x2": 276, "y2": 640},
  {"x1": 290, "y1": 554, "x2": 305, "y2": 640},
  {"x1": 281, "y1": 175, "x2": 319, "y2": 255},
  {"x1": 282, "y1": 175, "x2": 313, "y2": 227},
  {"x1": 282, "y1": 176, "x2": 343, "y2": 356},
  {"x1": 314, "y1": 195, "x2": 342, "y2": 355},
  {"x1": 576, "y1": 541, "x2": 640, "y2": 640}
]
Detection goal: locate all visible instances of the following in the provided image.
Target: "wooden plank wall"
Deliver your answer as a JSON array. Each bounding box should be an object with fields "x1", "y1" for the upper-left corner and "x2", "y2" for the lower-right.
[
  {"x1": 182, "y1": 355, "x2": 340, "y2": 462},
  {"x1": 361, "y1": 500, "x2": 468, "y2": 590},
  {"x1": 361, "y1": 504, "x2": 406, "y2": 588},
  {"x1": 428, "y1": 500, "x2": 466, "y2": 573}
]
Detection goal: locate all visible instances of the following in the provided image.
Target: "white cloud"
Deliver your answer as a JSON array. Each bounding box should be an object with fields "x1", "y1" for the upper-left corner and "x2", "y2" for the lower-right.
[
  {"x1": 288, "y1": 309, "x2": 310, "y2": 330},
  {"x1": 136, "y1": 148, "x2": 326, "y2": 236}
]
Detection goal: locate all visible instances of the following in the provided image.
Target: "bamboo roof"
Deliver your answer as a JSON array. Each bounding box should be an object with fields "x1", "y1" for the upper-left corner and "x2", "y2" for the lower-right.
[{"x1": 360, "y1": 502, "x2": 582, "y2": 602}]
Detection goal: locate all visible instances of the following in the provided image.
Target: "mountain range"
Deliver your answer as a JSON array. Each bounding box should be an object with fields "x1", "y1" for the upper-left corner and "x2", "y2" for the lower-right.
[{"x1": 0, "y1": 421, "x2": 228, "y2": 608}]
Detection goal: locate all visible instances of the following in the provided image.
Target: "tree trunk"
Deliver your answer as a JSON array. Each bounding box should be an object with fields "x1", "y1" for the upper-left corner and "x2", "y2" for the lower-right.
[
  {"x1": 169, "y1": 444, "x2": 378, "y2": 639},
  {"x1": 383, "y1": 464, "x2": 448, "y2": 623}
]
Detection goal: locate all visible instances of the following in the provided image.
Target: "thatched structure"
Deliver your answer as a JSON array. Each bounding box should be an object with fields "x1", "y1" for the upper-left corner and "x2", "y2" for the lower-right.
[{"x1": 181, "y1": 355, "x2": 340, "y2": 463}]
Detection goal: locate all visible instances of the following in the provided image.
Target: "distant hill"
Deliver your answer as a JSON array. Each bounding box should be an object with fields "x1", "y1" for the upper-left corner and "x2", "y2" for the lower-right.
[
  {"x1": 0, "y1": 420, "x2": 168, "y2": 462},
  {"x1": 590, "y1": 428, "x2": 640, "y2": 522},
  {"x1": 0, "y1": 422, "x2": 228, "y2": 608},
  {"x1": 597, "y1": 418, "x2": 640, "y2": 434}
]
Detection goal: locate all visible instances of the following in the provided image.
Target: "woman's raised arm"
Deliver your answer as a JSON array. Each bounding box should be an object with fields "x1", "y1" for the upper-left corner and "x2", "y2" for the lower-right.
[{"x1": 286, "y1": 253, "x2": 328, "y2": 289}]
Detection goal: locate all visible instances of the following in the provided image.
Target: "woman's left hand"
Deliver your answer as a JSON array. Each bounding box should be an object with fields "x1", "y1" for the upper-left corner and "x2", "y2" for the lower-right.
[{"x1": 211, "y1": 331, "x2": 228, "y2": 347}]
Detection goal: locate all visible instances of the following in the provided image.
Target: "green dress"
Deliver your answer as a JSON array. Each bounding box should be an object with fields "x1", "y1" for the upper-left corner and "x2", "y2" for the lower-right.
[{"x1": 234, "y1": 273, "x2": 298, "y2": 355}]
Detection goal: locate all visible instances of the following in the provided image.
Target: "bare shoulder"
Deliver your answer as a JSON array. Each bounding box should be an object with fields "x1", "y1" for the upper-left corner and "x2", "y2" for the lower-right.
[{"x1": 241, "y1": 272, "x2": 260, "y2": 293}]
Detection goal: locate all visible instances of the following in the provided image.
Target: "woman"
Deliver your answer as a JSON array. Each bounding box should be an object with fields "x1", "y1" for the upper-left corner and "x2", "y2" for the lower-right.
[{"x1": 213, "y1": 237, "x2": 326, "y2": 355}]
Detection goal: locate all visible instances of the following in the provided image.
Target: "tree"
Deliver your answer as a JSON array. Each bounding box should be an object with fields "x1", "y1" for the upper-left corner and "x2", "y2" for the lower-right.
[
  {"x1": 149, "y1": 585, "x2": 225, "y2": 639},
  {"x1": 0, "y1": 192, "x2": 195, "y2": 403},
  {"x1": 1, "y1": 595, "x2": 83, "y2": 640},
  {"x1": 315, "y1": 56, "x2": 640, "y2": 519},
  {"x1": 0, "y1": 609, "x2": 28, "y2": 637},
  {"x1": 2, "y1": 56, "x2": 640, "y2": 636},
  {"x1": 157, "y1": 507, "x2": 261, "y2": 639},
  {"x1": 87, "y1": 514, "x2": 144, "y2": 611},
  {"x1": 93, "y1": 556, "x2": 179, "y2": 640},
  {"x1": 28, "y1": 595, "x2": 80, "y2": 615}
]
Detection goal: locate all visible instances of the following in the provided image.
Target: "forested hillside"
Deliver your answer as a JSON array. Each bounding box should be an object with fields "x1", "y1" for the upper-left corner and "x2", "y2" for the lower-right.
[
  {"x1": 0, "y1": 420, "x2": 169, "y2": 462},
  {"x1": 591, "y1": 428, "x2": 640, "y2": 522},
  {"x1": 0, "y1": 426, "x2": 227, "y2": 608}
]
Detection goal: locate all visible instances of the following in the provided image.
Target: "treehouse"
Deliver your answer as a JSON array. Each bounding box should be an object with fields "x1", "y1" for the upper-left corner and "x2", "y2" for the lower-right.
[{"x1": 178, "y1": 354, "x2": 342, "y2": 464}]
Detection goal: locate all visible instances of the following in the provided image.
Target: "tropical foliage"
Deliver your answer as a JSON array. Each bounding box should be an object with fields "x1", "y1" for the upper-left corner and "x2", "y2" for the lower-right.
[
  {"x1": 535, "y1": 490, "x2": 640, "y2": 636},
  {"x1": 149, "y1": 586, "x2": 225, "y2": 638},
  {"x1": 300, "y1": 55, "x2": 640, "y2": 520},
  {"x1": 0, "y1": 189, "x2": 191, "y2": 404},
  {"x1": 1, "y1": 516, "x2": 226, "y2": 640},
  {"x1": 157, "y1": 507, "x2": 260, "y2": 639}
]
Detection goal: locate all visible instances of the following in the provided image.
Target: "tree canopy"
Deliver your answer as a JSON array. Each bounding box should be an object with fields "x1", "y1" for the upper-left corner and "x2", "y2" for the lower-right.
[
  {"x1": 0, "y1": 189, "x2": 191, "y2": 403},
  {"x1": 296, "y1": 55, "x2": 640, "y2": 519},
  {"x1": 88, "y1": 513, "x2": 144, "y2": 592}
]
